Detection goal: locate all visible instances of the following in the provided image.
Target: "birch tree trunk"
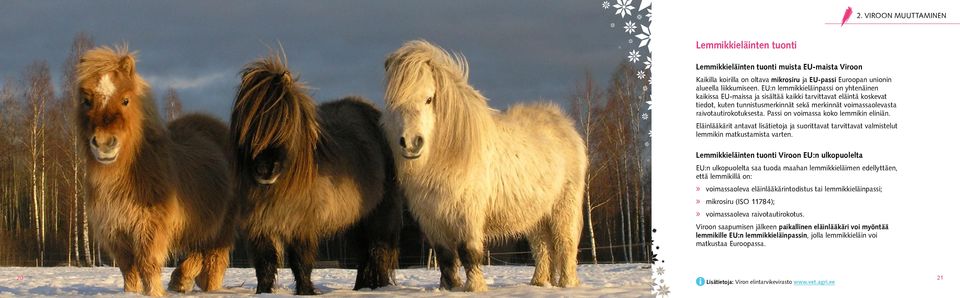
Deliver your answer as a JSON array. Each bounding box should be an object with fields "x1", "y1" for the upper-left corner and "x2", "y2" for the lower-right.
[
  {"x1": 584, "y1": 191, "x2": 599, "y2": 265},
  {"x1": 39, "y1": 141, "x2": 46, "y2": 266},
  {"x1": 30, "y1": 77, "x2": 42, "y2": 267},
  {"x1": 606, "y1": 219, "x2": 615, "y2": 263},
  {"x1": 570, "y1": 71, "x2": 601, "y2": 265},
  {"x1": 82, "y1": 199, "x2": 91, "y2": 265},
  {"x1": 630, "y1": 93, "x2": 650, "y2": 263},
  {"x1": 615, "y1": 161, "x2": 627, "y2": 262},
  {"x1": 26, "y1": 61, "x2": 53, "y2": 266}
]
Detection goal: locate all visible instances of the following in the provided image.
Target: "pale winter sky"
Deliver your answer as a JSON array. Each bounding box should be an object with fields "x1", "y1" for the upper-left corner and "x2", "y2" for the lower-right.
[{"x1": 0, "y1": 0, "x2": 623, "y2": 119}]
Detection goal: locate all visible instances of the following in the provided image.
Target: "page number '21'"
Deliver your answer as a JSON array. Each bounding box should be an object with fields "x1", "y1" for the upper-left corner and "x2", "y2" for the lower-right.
[{"x1": 937, "y1": 274, "x2": 944, "y2": 280}]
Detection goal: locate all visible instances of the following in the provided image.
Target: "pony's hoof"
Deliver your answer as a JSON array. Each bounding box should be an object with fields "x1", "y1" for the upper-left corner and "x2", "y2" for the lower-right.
[
  {"x1": 122, "y1": 287, "x2": 143, "y2": 294},
  {"x1": 440, "y1": 280, "x2": 463, "y2": 291},
  {"x1": 255, "y1": 286, "x2": 274, "y2": 294},
  {"x1": 195, "y1": 276, "x2": 210, "y2": 291},
  {"x1": 167, "y1": 280, "x2": 194, "y2": 293},
  {"x1": 455, "y1": 282, "x2": 489, "y2": 292},
  {"x1": 530, "y1": 279, "x2": 552, "y2": 287},
  {"x1": 144, "y1": 289, "x2": 166, "y2": 297},
  {"x1": 557, "y1": 278, "x2": 581, "y2": 288}
]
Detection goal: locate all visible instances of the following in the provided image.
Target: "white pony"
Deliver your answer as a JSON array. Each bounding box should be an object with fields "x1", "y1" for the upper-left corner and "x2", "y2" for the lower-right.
[{"x1": 382, "y1": 40, "x2": 587, "y2": 292}]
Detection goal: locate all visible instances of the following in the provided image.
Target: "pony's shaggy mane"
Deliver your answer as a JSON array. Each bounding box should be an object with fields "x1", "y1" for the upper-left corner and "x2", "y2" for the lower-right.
[
  {"x1": 231, "y1": 54, "x2": 321, "y2": 187},
  {"x1": 384, "y1": 40, "x2": 493, "y2": 168}
]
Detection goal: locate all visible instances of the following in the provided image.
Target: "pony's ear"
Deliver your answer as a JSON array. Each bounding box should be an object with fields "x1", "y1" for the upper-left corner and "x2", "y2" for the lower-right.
[
  {"x1": 384, "y1": 52, "x2": 400, "y2": 71},
  {"x1": 118, "y1": 55, "x2": 136, "y2": 76},
  {"x1": 280, "y1": 70, "x2": 294, "y2": 85}
]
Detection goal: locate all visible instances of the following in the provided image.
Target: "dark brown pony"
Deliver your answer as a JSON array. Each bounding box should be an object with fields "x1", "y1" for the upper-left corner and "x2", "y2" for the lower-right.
[
  {"x1": 75, "y1": 46, "x2": 236, "y2": 296},
  {"x1": 231, "y1": 54, "x2": 401, "y2": 294}
]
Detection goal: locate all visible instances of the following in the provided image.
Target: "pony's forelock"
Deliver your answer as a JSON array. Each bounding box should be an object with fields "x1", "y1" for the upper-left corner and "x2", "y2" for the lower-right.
[
  {"x1": 231, "y1": 54, "x2": 320, "y2": 184},
  {"x1": 384, "y1": 40, "x2": 470, "y2": 105},
  {"x1": 77, "y1": 44, "x2": 149, "y2": 97}
]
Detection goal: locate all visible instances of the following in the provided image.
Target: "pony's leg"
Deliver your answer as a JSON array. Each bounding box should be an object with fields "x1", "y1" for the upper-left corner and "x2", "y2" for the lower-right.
[
  {"x1": 527, "y1": 222, "x2": 554, "y2": 287},
  {"x1": 115, "y1": 248, "x2": 143, "y2": 293},
  {"x1": 194, "y1": 267, "x2": 207, "y2": 292},
  {"x1": 435, "y1": 245, "x2": 462, "y2": 290},
  {"x1": 137, "y1": 235, "x2": 170, "y2": 297},
  {"x1": 286, "y1": 238, "x2": 318, "y2": 295},
  {"x1": 199, "y1": 202, "x2": 237, "y2": 292},
  {"x1": 550, "y1": 191, "x2": 584, "y2": 288},
  {"x1": 351, "y1": 225, "x2": 374, "y2": 290},
  {"x1": 353, "y1": 196, "x2": 401, "y2": 290},
  {"x1": 366, "y1": 224, "x2": 401, "y2": 289},
  {"x1": 197, "y1": 246, "x2": 230, "y2": 291},
  {"x1": 194, "y1": 257, "x2": 208, "y2": 291},
  {"x1": 457, "y1": 239, "x2": 489, "y2": 292},
  {"x1": 249, "y1": 234, "x2": 279, "y2": 294},
  {"x1": 167, "y1": 252, "x2": 203, "y2": 292}
]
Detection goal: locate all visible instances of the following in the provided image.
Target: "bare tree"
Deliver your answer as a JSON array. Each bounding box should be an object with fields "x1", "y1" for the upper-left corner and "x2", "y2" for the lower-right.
[
  {"x1": 60, "y1": 32, "x2": 94, "y2": 266},
  {"x1": 163, "y1": 88, "x2": 182, "y2": 123},
  {"x1": 25, "y1": 61, "x2": 54, "y2": 266},
  {"x1": 0, "y1": 78, "x2": 21, "y2": 246},
  {"x1": 570, "y1": 70, "x2": 605, "y2": 265},
  {"x1": 607, "y1": 62, "x2": 633, "y2": 262},
  {"x1": 589, "y1": 61, "x2": 651, "y2": 263},
  {"x1": 630, "y1": 69, "x2": 652, "y2": 263}
]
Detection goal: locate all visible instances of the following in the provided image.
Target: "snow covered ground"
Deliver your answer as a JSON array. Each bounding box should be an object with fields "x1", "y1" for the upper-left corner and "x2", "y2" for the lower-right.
[{"x1": 0, "y1": 264, "x2": 652, "y2": 297}]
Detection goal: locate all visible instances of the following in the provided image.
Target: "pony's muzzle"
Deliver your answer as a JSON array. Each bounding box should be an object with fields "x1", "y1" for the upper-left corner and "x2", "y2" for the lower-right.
[
  {"x1": 89, "y1": 135, "x2": 120, "y2": 164},
  {"x1": 91, "y1": 135, "x2": 118, "y2": 149},
  {"x1": 399, "y1": 135, "x2": 424, "y2": 159}
]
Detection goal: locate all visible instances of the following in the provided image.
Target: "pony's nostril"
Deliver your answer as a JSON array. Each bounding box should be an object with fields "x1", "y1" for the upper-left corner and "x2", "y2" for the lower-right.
[
  {"x1": 90, "y1": 136, "x2": 99, "y2": 147},
  {"x1": 107, "y1": 136, "x2": 118, "y2": 148},
  {"x1": 413, "y1": 136, "x2": 424, "y2": 149},
  {"x1": 399, "y1": 137, "x2": 407, "y2": 148}
]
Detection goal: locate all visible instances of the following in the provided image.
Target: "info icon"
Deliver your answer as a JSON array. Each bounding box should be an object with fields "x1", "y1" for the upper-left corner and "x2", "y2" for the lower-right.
[{"x1": 696, "y1": 276, "x2": 706, "y2": 286}]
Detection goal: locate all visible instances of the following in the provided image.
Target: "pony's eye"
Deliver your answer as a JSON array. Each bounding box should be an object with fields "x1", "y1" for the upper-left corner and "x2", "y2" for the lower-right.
[
  {"x1": 122, "y1": 98, "x2": 129, "y2": 106},
  {"x1": 426, "y1": 96, "x2": 433, "y2": 105},
  {"x1": 82, "y1": 97, "x2": 91, "y2": 108}
]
